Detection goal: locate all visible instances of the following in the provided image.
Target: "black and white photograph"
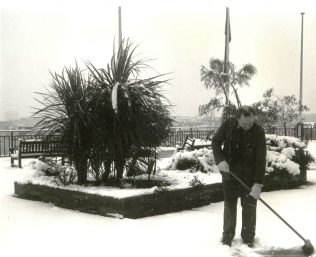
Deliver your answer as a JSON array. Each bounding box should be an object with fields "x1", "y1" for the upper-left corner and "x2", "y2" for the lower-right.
[{"x1": 1, "y1": 0, "x2": 316, "y2": 256}]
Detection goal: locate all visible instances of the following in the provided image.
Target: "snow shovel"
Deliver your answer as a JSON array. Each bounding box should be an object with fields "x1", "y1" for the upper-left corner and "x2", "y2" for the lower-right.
[{"x1": 229, "y1": 171, "x2": 314, "y2": 256}]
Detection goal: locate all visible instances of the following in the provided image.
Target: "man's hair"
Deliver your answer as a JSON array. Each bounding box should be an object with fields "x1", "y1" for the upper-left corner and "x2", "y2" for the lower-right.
[{"x1": 236, "y1": 105, "x2": 256, "y2": 118}]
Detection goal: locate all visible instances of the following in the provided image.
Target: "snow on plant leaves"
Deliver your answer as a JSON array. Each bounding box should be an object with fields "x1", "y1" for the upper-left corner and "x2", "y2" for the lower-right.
[
  {"x1": 266, "y1": 151, "x2": 300, "y2": 175},
  {"x1": 266, "y1": 134, "x2": 306, "y2": 149}
]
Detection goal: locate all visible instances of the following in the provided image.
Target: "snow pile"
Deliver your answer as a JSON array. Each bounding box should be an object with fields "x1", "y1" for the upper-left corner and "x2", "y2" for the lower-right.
[{"x1": 157, "y1": 169, "x2": 222, "y2": 189}]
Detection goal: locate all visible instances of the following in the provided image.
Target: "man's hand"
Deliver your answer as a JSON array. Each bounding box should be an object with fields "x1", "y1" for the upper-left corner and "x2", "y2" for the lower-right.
[
  {"x1": 218, "y1": 161, "x2": 230, "y2": 173},
  {"x1": 249, "y1": 183, "x2": 263, "y2": 199}
]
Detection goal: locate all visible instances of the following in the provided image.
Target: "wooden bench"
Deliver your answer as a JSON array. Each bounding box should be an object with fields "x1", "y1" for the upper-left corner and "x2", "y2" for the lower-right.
[
  {"x1": 180, "y1": 135, "x2": 196, "y2": 150},
  {"x1": 177, "y1": 135, "x2": 212, "y2": 152},
  {"x1": 10, "y1": 139, "x2": 66, "y2": 168}
]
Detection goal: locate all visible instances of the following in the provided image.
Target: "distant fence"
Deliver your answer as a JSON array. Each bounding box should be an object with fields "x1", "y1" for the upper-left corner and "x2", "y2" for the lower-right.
[
  {"x1": 0, "y1": 124, "x2": 315, "y2": 157},
  {"x1": 162, "y1": 130, "x2": 214, "y2": 148},
  {"x1": 161, "y1": 124, "x2": 314, "y2": 147}
]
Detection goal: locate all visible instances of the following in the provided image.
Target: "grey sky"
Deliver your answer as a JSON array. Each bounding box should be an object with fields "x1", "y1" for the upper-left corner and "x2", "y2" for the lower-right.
[{"x1": 1, "y1": 0, "x2": 316, "y2": 120}]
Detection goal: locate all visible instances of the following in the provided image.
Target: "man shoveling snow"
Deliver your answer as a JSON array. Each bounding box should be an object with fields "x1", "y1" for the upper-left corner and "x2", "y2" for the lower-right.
[
  {"x1": 212, "y1": 105, "x2": 314, "y2": 256},
  {"x1": 212, "y1": 105, "x2": 266, "y2": 248}
]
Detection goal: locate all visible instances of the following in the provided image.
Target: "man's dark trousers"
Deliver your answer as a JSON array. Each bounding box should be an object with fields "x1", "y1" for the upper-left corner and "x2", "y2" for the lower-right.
[{"x1": 221, "y1": 172, "x2": 257, "y2": 244}]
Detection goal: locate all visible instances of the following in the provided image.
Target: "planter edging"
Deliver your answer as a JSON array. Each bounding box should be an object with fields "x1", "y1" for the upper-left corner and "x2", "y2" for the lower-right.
[{"x1": 14, "y1": 168, "x2": 307, "y2": 219}]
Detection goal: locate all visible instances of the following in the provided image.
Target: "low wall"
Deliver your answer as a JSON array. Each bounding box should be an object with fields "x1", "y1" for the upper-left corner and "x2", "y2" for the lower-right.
[
  {"x1": 14, "y1": 170, "x2": 307, "y2": 219},
  {"x1": 263, "y1": 168, "x2": 307, "y2": 192},
  {"x1": 14, "y1": 182, "x2": 223, "y2": 219}
]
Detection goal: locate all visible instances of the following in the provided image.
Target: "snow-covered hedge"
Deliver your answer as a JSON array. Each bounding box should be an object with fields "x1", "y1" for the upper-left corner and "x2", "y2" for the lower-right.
[
  {"x1": 265, "y1": 134, "x2": 315, "y2": 176},
  {"x1": 166, "y1": 135, "x2": 315, "y2": 177}
]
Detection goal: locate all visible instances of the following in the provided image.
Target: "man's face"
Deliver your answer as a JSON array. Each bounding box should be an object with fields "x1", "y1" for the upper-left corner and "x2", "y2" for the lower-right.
[{"x1": 238, "y1": 114, "x2": 255, "y2": 131}]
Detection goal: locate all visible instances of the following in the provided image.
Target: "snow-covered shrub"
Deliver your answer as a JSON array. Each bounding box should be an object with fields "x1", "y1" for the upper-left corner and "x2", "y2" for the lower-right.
[
  {"x1": 170, "y1": 151, "x2": 197, "y2": 170},
  {"x1": 266, "y1": 134, "x2": 306, "y2": 150},
  {"x1": 53, "y1": 166, "x2": 77, "y2": 186},
  {"x1": 31, "y1": 157, "x2": 66, "y2": 177},
  {"x1": 265, "y1": 134, "x2": 315, "y2": 175},
  {"x1": 168, "y1": 148, "x2": 218, "y2": 173},
  {"x1": 167, "y1": 135, "x2": 314, "y2": 180},
  {"x1": 31, "y1": 158, "x2": 77, "y2": 186},
  {"x1": 189, "y1": 175, "x2": 204, "y2": 188},
  {"x1": 291, "y1": 148, "x2": 315, "y2": 171},
  {"x1": 30, "y1": 158, "x2": 52, "y2": 175},
  {"x1": 125, "y1": 157, "x2": 156, "y2": 178},
  {"x1": 266, "y1": 151, "x2": 300, "y2": 175},
  {"x1": 176, "y1": 157, "x2": 197, "y2": 170},
  {"x1": 154, "y1": 186, "x2": 169, "y2": 194}
]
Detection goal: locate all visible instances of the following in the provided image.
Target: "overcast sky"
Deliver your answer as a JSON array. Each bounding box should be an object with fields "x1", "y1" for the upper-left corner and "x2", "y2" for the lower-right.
[{"x1": 1, "y1": 0, "x2": 316, "y2": 120}]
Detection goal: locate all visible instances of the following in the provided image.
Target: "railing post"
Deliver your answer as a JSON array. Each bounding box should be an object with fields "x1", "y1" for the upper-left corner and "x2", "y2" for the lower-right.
[
  {"x1": 296, "y1": 122, "x2": 303, "y2": 141},
  {"x1": 9, "y1": 131, "x2": 14, "y2": 155},
  {"x1": 300, "y1": 123, "x2": 304, "y2": 141}
]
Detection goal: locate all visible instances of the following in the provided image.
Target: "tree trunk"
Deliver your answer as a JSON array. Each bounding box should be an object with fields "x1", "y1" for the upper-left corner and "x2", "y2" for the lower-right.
[
  {"x1": 115, "y1": 158, "x2": 125, "y2": 183},
  {"x1": 101, "y1": 160, "x2": 112, "y2": 182},
  {"x1": 76, "y1": 157, "x2": 88, "y2": 185}
]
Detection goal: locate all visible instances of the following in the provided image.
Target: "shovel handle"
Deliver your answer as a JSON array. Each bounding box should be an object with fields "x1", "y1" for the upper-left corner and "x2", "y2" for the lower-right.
[{"x1": 228, "y1": 171, "x2": 308, "y2": 243}]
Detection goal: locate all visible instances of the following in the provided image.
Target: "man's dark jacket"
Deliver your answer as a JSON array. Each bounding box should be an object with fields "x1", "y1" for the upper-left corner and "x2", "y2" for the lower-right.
[{"x1": 212, "y1": 118, "x2": 266, "y2": 185}]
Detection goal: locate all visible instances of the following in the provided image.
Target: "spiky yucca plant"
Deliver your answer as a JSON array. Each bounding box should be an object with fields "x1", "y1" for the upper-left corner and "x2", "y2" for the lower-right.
[
  {"x1": 34, "y1": 39, "x2": 172, "y2": 186},
  {"x1": 33, "y1": 65, "x2": 96, "y2": 185},
  {"x1": 86, "y1": 39, "x2": 172, "y2": 184}
]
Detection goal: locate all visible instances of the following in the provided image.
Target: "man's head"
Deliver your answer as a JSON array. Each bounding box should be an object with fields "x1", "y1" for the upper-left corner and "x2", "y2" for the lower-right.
[{"x1": 236, "y1": 105, "x2": 256, "y2": 131}]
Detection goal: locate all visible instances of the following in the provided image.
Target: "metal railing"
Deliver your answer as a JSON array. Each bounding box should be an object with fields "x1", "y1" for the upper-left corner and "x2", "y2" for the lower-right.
[
  {"x1": 161, "y1": 130, "x2": 214, "y2": 147},
  {"x1": 0, "y1": 130, "x2": 59, "y2": 157},
  {"x1": 1, "y1": 130, "x2": 29, "y2": 157},
  {"x1": 1, "y1": 125, "x2": 315, "y2": 157},
  {"x1": 161, "y1": 125, "x2": 315, "y2": 147}
]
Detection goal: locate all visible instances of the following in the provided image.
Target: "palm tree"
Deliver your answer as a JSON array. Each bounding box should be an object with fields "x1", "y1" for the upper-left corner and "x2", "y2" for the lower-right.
[{"x1": 200, "y1": 58, "x2": 257, "y2": 116}]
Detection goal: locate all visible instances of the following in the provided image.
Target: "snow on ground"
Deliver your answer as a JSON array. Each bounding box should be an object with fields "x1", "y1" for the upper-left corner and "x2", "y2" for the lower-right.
[{"x1": 1, "y1": 143, "x2": 316, "y2": 257}]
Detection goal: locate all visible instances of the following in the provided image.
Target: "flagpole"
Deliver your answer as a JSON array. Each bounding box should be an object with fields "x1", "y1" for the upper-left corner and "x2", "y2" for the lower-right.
[
  {"x1": 118, "y1": 6, "x2": 122, "y2": 46},
  {"x1": 299, "y1": 12, "x2": 305, "y2": 121},
  {"x1": 224, "y1": 7, "x2": 231, "y2": 104}
]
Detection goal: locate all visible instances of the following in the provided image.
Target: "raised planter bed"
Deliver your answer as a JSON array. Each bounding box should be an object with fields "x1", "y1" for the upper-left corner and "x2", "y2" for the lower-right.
[
  {"x1": 263, "y1": 167, "x2": 307, "y2": 192},
  {"x1": 14, "y1": 181, "x2": 223, "y2": 219},
  {"x1": 14, "y1": 168, "x2": 307, "y2": 219}
]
